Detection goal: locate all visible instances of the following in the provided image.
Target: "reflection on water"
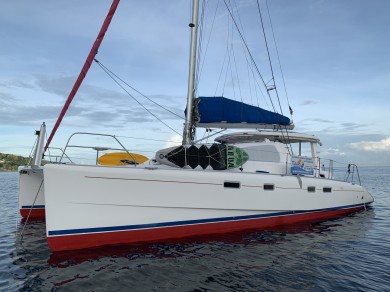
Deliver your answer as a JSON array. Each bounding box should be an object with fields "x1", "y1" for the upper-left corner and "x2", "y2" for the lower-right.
[
  {"x1": 12, "y1": 207, "x2": 381, "y2": 291},
  {"x1": 2, "y1": 168, "x2": 390, "y2": 291}
]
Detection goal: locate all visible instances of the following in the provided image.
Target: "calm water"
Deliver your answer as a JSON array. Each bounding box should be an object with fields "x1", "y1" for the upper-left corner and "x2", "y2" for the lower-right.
[{"x1": 1, "y1": 168, "x2": 389, "y2": 291}]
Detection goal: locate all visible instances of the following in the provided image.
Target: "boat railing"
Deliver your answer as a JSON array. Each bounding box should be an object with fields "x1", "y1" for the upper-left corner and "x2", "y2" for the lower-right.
[
  {"x1": 58, "y1": 132, "x2": 138, "y2": 166},
  {"x1": 318, "y1": 158, "x2": 334, "y2": 179},
  {"x1": 45, "y1": 147, "x2": 74, "y2": 164},
  {"x1": 317, "y1": 158, "x2": 362, "y2": 185},
  {"x1": 343, "y1": 163, "x2": 362, "y2": 185}
]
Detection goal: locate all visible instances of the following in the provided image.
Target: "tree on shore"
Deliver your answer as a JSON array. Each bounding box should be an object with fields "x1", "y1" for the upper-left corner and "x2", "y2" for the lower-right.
[{"x1": 0, "y1": 153, "x2": 30, "y2": 171}]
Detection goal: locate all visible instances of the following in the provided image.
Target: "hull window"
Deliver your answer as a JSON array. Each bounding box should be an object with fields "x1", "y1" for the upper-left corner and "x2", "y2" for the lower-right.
[
  {"x1": 224, "y1": 181, "x2": 240, "y2": 189},
  {"x1": 264, "y1": 184, "x2": 275, "y2": 190}
]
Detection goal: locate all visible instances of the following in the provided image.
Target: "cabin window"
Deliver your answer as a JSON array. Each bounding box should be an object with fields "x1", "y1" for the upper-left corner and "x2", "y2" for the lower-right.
[
  {"x1": 307, "y1": 186, "x2": 316, "y2": 192},
  {"x1": 224, "y1": 181, "x2": 240, "y2": 189},
  {"x1": 244, "y1": 145, "x2": 280, "y2": 162},
  {"x1": 264, "y1": 184, "x2": 275, "y2": 190},
  {"x1": 323, "y1": 187, "x2": 332, "y2": 193}
]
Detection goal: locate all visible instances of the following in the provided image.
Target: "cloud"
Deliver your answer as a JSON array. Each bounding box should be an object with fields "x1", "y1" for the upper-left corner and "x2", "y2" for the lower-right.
[
  {"x1": 298, "y1": 119, "x2": 369, "y2": 134},
  {"x1": 0, "y1": 103, "x2": 86, "y2": 126},
  {"x1": 33, "y1": 74, "x2": 75, "y2": 98},
  {"x1": 0, "y1": 80, "x2": 37, "y2": 90},
  {"x1": 163, "y1": 134, "x2": 182, "y2": 148},
  {"x1": 349, "y1": 137, "x2": 390, "y2": 152},
  {"x1": 300, "y1": 100, "x2": 318, "y2": 106},
  {"x1": 308, "y1": 118, "x2": 334, "y2": 124},
  {"x1": 0, "y1": 74, "x2": 185, "y2": 130},
  {"x1": 0, "y1": 92, "x2": 16, "y2": 103},
  {"x1": 320, "y1": 147, "x2": 346, "y2": 157},
  {"x1": 331, "y1": 122, "x2": 369, "y2": 132}
]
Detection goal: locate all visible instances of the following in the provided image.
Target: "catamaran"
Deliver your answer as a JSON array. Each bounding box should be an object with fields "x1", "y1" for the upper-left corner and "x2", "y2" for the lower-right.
[{"x1": 24, "y1": 0, "x2": 374, "y2": 251}]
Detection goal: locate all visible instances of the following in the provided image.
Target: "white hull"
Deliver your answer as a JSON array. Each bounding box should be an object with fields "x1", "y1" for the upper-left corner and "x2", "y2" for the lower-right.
[
  {"x1": 44, "y1": 163, "x2": 373, "y2": 251},
  {"x1": 19, "y1": 166, "x2": 45, "y2": 218}
]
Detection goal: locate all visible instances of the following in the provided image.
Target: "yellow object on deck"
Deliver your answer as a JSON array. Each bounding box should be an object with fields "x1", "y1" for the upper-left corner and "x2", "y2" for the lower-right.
[{"x1": 98, "y1": 152, "x2": 149, "y2": 166}]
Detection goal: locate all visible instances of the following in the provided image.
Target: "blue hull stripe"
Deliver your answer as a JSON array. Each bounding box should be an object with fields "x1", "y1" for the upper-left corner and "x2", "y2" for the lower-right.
[
  {"x1": 48, "y1": 203, "x2": 365, "y2": 237},
  {"x1": 21, "y1": 205, "x2": 45, "y2": 209}
]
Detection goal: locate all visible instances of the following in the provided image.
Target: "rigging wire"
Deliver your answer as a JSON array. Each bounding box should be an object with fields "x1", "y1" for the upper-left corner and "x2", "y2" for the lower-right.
[
  {"x1": 197, "y1": 0, "x2": 220, "y2": 88},
  {"x1": 45, "y1": 130, "x2": 51, "y2": 162},
  {"x1": 95, "y1": 59, "x2": 184, "y2": 120},
  {"x1": 256, "y1": 0, "x2": 294, "y2": 154},
  {"x1": 230, "y1": 0, "x2": 256, "y2": 105},
  {"x1": 27, "y1": 135, "x2": 38, "y2": 163},
  {"x1": 94, "y1": 59, "x2": 182, "y2": 136},
  {"x1": 249, "y1": 58, "x2": 270, "y2": 109},
  {"x1": 213, "y1": 42, "x2": 229, "y2": 96},
  {"x1": 195, "y1": 0, "x2": 205, "y2": 92},
  {"x1": 228, "y1": 47, "x2": 237, "y2": 99},
  {"x1": 223, "y1": 0, "x2": 277, "y2": 113},
  {"x1": 265, "y1": 0, "x2": 292, "y2": 117},
  {"x1": 230, "y1": 34, "x2": 243, "y2": 102},
  {"x1": 256, "y1": 0, "x2": 284, "y2": 116},
  {"x1": 222, "y1": 16, "x2": 236, "y2": 98}
]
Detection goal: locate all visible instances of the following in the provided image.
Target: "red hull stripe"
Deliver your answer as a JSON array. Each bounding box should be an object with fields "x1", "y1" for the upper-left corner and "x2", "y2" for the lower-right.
[
  {"x1": 47, "y1": 204, "x2": 365, "y2": 251},
  {"x1": 20, "y1": 207, "x2": 45, "y2": 218}
]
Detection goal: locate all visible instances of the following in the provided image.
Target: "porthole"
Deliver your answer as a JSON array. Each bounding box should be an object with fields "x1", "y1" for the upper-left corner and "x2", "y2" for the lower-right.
[
  {"x1": 307, "y1": 186, "x2": 316, "y2": 192},
  {"x1": 323, "y1": 187, "x2": 332, "y2": 193}
]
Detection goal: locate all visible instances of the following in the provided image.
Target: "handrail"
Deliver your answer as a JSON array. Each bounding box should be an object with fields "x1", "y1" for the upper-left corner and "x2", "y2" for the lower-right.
[
  {"x1": 344, "y1": 163, "x2": 362, "y2": 185},
  {"x1": 45, "y1": 147, "x2": 74, "y2": 163},
  {"x1": 318, "y1": 158, "x2": 335, "y2": 179},
  {"x1": 59, "y1": 132, "x2": 138, "y2": 166}
]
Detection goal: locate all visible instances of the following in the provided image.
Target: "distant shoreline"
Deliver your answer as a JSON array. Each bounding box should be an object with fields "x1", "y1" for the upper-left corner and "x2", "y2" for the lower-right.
[{"x1": 0, "y1": 152, "x2": 30, "y2": 171}]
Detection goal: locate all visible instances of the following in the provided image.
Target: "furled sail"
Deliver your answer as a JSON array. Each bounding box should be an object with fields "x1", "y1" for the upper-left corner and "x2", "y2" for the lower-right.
[{"x1": 193, "y1": 96, "x2": 294, "y2": 129}]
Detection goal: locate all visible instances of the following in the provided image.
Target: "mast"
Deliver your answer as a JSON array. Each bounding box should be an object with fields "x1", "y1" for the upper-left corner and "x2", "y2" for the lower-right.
[
  {"x1": 182, "y1": 0, "x2": 200, "y2": 145},
  {"x1": 44, "y1": 0, "x2": 120, "y2": 152}
]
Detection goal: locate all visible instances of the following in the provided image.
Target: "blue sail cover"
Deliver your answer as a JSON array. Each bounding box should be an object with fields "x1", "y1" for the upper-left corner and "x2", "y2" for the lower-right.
[{"x1": 195, "y1": 96, "x2": 291, "y2": 126}]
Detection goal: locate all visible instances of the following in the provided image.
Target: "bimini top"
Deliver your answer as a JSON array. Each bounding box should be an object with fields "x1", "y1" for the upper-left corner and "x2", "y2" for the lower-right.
[
  {"x1": 194, "y1": 96, "x2": 294, "y2": 130},
  {"x1": 215, "y1": 131, "x2": 322, "y2": 145}
]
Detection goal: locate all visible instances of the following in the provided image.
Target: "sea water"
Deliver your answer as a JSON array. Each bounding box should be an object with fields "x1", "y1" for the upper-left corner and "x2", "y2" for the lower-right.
[{"x1": 0, "y1": 167, "x2": 389, "y2": 291}]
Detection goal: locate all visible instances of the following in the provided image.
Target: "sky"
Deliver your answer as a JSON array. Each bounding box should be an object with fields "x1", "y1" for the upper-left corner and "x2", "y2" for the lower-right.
[{"x1": 0, "y1": 0, "x2": 389, "y2": 167}]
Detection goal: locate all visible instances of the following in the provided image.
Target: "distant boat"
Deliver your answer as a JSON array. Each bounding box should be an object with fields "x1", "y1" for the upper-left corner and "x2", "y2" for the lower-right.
[
  {"x1": 41, "y1": 0, "x2": 373, "y2": 251},
  {"x1": 18, "y1": 124, "x2": 147, "y2": 219},
  {"x1": 18, "y1": 123, "x2": 46, "y2": 219}
]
